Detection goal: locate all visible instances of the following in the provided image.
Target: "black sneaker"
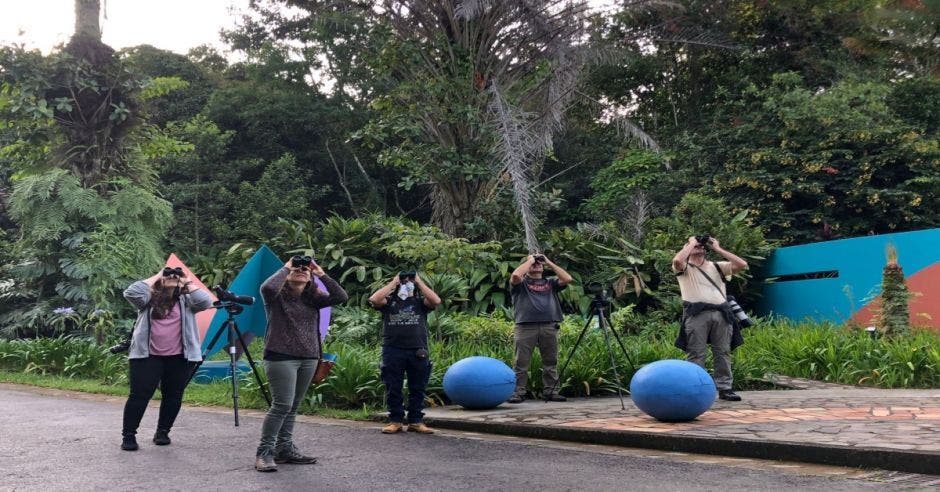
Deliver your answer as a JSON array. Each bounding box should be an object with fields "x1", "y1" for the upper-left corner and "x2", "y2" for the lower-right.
[
  {"x1": 153, "y1": 429, "x2": 171, "y2": 446},
  {"x1": 718, "y1": 390, "x2": 742, "y2": 401},
  {"x1": 121, "y1": 435, "x2": 138, "y2": 451},
  {"x1": 507, "y1": 394, "x2": 524, "y2": 404},
  {"x1": 544, "y1": 394, "x2": 567, "y2": 402},
  {"x1": 274, "y1": 446, "x2": 318, "y2": 464}
]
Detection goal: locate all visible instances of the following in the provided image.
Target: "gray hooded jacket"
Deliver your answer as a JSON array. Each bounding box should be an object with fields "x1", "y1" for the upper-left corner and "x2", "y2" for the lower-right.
[{"x1": 123, "y1": 280, "x2": 214, "y2": 361}]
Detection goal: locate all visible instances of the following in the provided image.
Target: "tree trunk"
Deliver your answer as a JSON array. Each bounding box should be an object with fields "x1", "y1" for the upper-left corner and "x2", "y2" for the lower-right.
[
  {"x1": 430, "y1": 179, "x2": 487, "y2": 237},
  {"x1": 74, "y1": 0, "x2": 101, "y2": 41}
]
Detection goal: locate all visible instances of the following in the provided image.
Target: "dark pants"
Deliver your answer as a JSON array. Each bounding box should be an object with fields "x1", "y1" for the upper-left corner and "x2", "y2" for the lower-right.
[
  {"x1": 122, "y1": 355, "x2": 195, "y2": 436},
  {"x1": 380, "y1": 346, "x2": 432, "y2": 424}
]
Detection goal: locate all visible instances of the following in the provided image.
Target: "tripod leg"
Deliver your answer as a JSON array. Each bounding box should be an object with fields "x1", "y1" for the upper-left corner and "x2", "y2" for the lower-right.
[
  {"x1": 187, "y1": 319, "x2": 229, "y2": 385},
  {"x1": 231, "y1": 322, "x2": 272, "y2": 406},
  {"x1": 226, "y1": 319, "x2": 240, "y2": 427},
  {"x1": 552, "y1": 315, "x2": 594, "y2": 400},
  {"x1": 596, "y1": 307, "x2": 627, "y2": 410},
  {"x1": 607, "y1": 320, "x2": 637, "y2": 373}
]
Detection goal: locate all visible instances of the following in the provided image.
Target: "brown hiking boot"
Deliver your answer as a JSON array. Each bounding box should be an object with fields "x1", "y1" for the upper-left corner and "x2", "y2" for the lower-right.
[
  {"x1": 407, "y1": 423, "x2": 434, "y2": 434},
  {"x1": 381, "y1": 422, "x2": 403, "y2": 434}
]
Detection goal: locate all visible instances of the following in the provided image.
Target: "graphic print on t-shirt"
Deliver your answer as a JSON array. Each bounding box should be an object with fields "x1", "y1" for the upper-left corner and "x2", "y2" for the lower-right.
[
  {"x1": 388, "y1": 302, "x2": 422, "y2": 327},
  {"x1": 381, "y1": 296, "x2": 430, "y2": 349},
  {"x1": 525, "y1": 280, "x2": 553, "y2": 293}
]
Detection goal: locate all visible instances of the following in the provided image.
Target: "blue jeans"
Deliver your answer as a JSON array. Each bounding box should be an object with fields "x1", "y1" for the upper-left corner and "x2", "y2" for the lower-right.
[{"x1": 380, "y1": 346, "x2": 432, "y2": 424}]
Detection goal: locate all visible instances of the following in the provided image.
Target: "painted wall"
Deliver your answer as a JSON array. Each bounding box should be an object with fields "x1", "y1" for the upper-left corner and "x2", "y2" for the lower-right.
[{"x1": 756, "y1": 228, "x2": 940, "y2": 330}]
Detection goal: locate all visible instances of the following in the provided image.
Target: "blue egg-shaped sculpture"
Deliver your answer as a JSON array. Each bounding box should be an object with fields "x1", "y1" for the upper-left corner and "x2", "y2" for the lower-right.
[
  {"x1": 443, "y1": 356, "x2": 516, "y2": 410},
  {"x1": 629, "y1": 359, "x2": 716, "y2": 422}
]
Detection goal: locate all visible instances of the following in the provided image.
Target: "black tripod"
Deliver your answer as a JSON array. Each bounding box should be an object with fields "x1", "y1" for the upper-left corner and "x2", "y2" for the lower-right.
[
  {"x1": 553, "y1": 288, "x2": 634, "y2": 410},
  {"x1": 190, "y1": 301, "x2": 270, "y2": 426}
]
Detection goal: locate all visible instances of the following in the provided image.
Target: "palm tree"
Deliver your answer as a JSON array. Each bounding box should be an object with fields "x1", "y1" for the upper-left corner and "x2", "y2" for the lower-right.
[{"x1": 54, "y1": 0, "x2": 140, "y2": 187}]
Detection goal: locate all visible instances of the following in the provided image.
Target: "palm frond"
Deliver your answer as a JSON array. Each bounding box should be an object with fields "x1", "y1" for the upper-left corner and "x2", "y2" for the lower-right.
[
  {"x1": 489, "y1": 84, "x2": 544, "y2": 253},
  {"x1": 647, "y1": 25, "x2": 742, "y2": 51}
]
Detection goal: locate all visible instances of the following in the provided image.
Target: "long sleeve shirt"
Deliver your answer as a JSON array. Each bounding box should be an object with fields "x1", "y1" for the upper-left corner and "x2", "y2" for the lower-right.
[{"x1": 260, "y1": 268, "x2": 348, "y2": 359}]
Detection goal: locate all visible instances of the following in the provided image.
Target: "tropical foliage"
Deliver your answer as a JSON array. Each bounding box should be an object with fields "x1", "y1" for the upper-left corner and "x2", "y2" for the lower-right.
[
  {"x1": 2, "y1": 319, "x2": 938, "y2": 410},
  {"x1": 1, "y1": 0, "x2": 938, "y2": 406}
]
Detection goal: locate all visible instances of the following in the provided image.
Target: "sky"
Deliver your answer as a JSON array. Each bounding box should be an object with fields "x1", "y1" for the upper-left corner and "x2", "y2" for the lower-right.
[
  {"x1": 1, "y1": 1, "x2": 620, "y2": 57},
  {"x1": 0, "y1": 0, "x2": 246, "y2": 55}
]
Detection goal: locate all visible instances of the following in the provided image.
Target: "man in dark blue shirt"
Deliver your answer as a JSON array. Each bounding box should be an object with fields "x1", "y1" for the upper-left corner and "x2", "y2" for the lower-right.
[
  {"x1": 508, "y1": 254, "x2": 573, "y2": 403},
  {"x1": 369, "y1": 271, "x2": 442, "y2": 434}
]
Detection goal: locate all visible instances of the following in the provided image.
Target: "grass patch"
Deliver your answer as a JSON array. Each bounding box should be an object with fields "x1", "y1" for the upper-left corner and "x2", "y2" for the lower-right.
[
  {"x1": 0, "y1": 370, "x2": 127, "y2": 396},
  {"x1": 0, "y1": 370, "x2": 380, "y2": 421}
]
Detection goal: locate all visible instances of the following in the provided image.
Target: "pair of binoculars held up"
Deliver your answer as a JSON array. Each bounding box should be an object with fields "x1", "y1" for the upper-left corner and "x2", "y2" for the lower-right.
[{"x1": 291, "y1": 255, "x2": 314, "y2": 268}]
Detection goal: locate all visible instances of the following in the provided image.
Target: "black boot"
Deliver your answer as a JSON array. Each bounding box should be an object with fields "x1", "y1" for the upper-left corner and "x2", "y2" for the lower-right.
[
  {"x1": 153, "y1": 428, "x2": 171, "y2": 445},
  {"x1": 121, "y1": 434, "x2": 139, "y2": 451}
]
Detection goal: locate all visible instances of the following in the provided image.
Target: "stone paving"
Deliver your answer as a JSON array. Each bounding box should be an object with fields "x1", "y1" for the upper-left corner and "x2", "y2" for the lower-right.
[{"x1": 423, "y1": 386, "x2": 940, "y2": 473}]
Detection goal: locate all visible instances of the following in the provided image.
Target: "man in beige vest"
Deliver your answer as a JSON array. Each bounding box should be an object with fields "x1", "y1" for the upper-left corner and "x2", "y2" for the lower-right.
[{"x1": 672, "y1": 235, "x2": 748, "y2": 401}]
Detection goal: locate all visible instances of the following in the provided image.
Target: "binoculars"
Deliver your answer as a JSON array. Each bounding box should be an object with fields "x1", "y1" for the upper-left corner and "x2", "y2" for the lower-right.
[
  {"x1": 695, "y1": 235, "x2": 712, "y2": 246},
  {"x1": 533, "y1": 254, "x2": 546, "y2": 263},
  {"x1": 398, "y1": 270, "x2": 416, "y2": 281},
  {"x1": 162, "y1": 267, "x2": 184, "y2": 278},
  {"x1": 291, "y1": 255, "x2": 314, "y2": 268}
]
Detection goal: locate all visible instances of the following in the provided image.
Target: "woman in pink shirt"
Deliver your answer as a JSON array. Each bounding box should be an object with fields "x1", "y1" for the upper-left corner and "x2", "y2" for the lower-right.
[{"x1": 120, "y1": 267, "x2": 213, "y2": 451}]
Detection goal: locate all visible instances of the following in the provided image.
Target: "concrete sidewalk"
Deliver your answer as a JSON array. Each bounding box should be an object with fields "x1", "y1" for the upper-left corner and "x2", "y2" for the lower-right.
[{"x1": 423, "y1": 380, "x2": 940, "y2": 476}]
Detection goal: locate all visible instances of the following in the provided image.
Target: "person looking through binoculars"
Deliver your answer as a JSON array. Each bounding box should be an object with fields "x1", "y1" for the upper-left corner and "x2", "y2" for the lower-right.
[
  {"x1": 368, "y1": 270, "x2": 442, "y2": 435},
  {"x1": 120, "y1": 266, "x2": 214, "y2": 451},
  {"x1": 672, "y1": 235, "x2": 748, "y2": 402},
  {"x1": 254, "y1": 255, "x2": 348, "y2": 472},
  {"x1": 507, "y1": 254, "x2": 573, "y2": 403}
]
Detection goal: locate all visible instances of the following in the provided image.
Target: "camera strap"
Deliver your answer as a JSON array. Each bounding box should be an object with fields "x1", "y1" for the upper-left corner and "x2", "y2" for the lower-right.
[{"x1": 688, "y1": 261, "x2": 727, "y2": 302}]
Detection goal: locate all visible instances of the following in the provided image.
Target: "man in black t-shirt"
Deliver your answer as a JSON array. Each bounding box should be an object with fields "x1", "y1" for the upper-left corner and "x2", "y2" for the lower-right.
[
  {"x1": 368, "y1": 271, "x2": 442, "y2": 434},
  {"x1": 508, "y1": 254, "x2": 574, "y2": 403}
]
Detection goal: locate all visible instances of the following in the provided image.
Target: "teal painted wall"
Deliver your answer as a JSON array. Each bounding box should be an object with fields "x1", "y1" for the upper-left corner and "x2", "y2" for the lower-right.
[{"x1": 756, "y1": 228, "x2": 940, "y2": 323}]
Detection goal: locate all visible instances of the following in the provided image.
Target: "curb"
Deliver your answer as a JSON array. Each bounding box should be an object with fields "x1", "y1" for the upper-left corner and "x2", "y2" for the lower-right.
[{"x1": 424, "y1": 416, "x2": 940, "y2": 476}]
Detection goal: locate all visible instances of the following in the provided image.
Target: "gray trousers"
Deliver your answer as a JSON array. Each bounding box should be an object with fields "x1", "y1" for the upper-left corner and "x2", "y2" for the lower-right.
[
  {"x1": 683, "y1": 310, "x2": 733, "y2": 390},
  {"x1": 257, "y1": 358, "x2": 317, "y2": 457},
  {"x1": 512, "y1": 322, "x2": 560, "y2": 397}
]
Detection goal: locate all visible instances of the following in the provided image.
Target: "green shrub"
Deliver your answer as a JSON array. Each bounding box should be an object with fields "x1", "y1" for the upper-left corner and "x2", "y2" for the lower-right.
[
  {"x1": 328, "y1": 306, "x2": 381, "y2": 345},
  {"x1": 2, "y1": 318, "x2": 937, "y2": 410},
  {"x1": 0, "y1": 335, "x2": 127, "y2": 384}
]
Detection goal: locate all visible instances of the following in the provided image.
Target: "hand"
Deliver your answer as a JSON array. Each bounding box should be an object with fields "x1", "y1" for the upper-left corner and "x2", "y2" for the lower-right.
[
  {"x1": 180, "y1": 278, "x2": 194, "y2": 294},
  {"x1": 687, "y1": 236, "x2": 699, "y2": 247},
  {"x1": 709, "y1": 237, "x2": 721, "y2": 250},
  {"x1": 309, "y1": 262, "x2": 326, "y2": 278},
  {"x1": 284, "y1": 259, "x2": 294, "y2": 269},
  {"x1": 144, "y1": 270, "x2": 163, "y2": 286}
]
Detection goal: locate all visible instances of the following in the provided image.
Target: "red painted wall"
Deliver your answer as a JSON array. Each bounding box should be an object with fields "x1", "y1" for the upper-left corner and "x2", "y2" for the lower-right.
[{"x1": 850, "y1": 261, "x2": 940, "y2": 332}]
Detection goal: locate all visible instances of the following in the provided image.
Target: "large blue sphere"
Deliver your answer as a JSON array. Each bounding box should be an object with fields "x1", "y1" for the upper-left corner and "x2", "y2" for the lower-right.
[
  {"x1": 443, "y1": 356, "x2": 516, "y2": 409},
  {"x1": 629, "y1": 359, "x2": 716, "y2": 422}
]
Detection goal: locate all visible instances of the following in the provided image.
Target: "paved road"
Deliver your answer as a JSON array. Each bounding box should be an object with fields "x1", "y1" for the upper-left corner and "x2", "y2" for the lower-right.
[{"x1": 0, "y1": 385, "x2": 905, "y2": 491}]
